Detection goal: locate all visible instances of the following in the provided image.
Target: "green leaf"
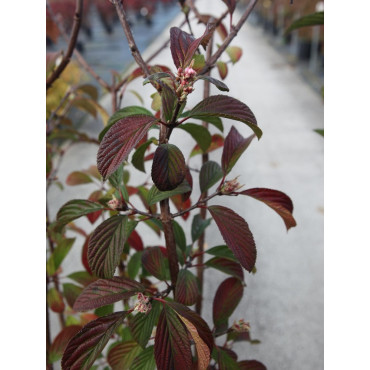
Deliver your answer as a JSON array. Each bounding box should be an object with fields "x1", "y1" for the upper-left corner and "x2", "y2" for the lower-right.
[
  {"x1": 76, "y1": 84, "x2": 98, "y2": 100},
  {"x1": 147, "y1": 181, "x2": 191, "y2": 206},
  {"x1": 47, "y1": 238, "x2": 75, "y2": 276},
  {"x1": 95, "y1": 304, "x2": 114, "y2": 317},
  {"x1": 127, "y1": 251, "x2": 143, "y2": 279},
  {"x1": 132, "y1": 139, "x2": 155, "y2": 173},
  {"x1": 216, "y1": 347, "x2": 239, "y2": 370},
  {"x1": 205, "y1": 257, "x2": 244, "y2": 280},
  {"x1": 108, "y1": 341, "x2": 143, "y2": 370},
  {"x1": 191, "y1": 214, "x2": 212, "y2": 242},
  {"x1": 196, "y1": 75, "x2": 229, "y2": 92},
  {"x1": 178, "y1": 123, "x2": 212, "y2": 152},
  {"x1": 62, "y1": 312, "x2": 127, "y2": 370},
  {"x1": 199, "y1": 161, "x2": 223, "y2": 193},
  {"x1": 285, "y1": 11, "x2": 324, "y2": 34},
  {"x1": 181, "y1": 114, "x2": 223, "y2": 132},
  {"x1": 88, "y1": 215, "x2": 131, "y2": 278},
  {"x1": 161, "y1": 84, "x2": 178, "y2": 122},
  {"x1": 172, "y1": 220, "x2": 187, "y2": 252},
  {"x1": 206, "y1": 245, "x2": 236, "y2": 261},
  {"x1": 314, "y1": 128, "x2": 324, "y2": 137},
  {"x1": 108, "y1": 163, "x2": 124, "y2": 189},
  {"x1": 56, "y1": 200, "x2": 106, "y2": 228},
  {"x1": 193, "y1": 54, "x2": 206, "y2": 71},
  {"x1": 99, "y1": 106, "x2": 153, "y2": 141},
  {"x1": 131, "y1": 300, "x2": 161, "y2": 348},
  {"x1": 131, "y1": 346, "x2": 156, "y2": 370}
]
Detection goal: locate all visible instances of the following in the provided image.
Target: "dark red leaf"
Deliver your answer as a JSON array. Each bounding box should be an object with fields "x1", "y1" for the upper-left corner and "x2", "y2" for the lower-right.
[
  {"x1": 175, "y1": 269, "x2": 199, "y2": 306},
  {"x1": 240, "y1": 188, "x2": 297, "y2": 230},
  {"x1": 142, "y1": 247, "x2": 169, "y2": 281},
  {"x1": 222, "y1": 126, "x2": 255, "y2": 174},
  {"x1": 86, "y1": 190, "x2": 103, "y2": 224},
  {"x1": 97, "y1": 115, "x2": 157, "y2": 180},
  {"x1": 186, "y1": 95, "x2": 262, "y2": 139},
  {"x1": 238, "y1": 360, "x2": 267, "y2": 370},
  {"x1": 62, "y1": 311, "x2": 127, "y2": 370},
  {"x1": 222, "y1": 0, "x2": 236, "y2": 16},
  {"x1": 88, "y1": 215, "x2": 130, "y2": 278},
  {"x1": 171, "y1": 194, "x2": 191, "y2": 220},
  {"x1": 217, "y1": 61, "x2": 228, "y2": 80},
  {"x1": 182, "y1": 166, "x2": 193, "y2": 202},
  {"x1": 208, "y1": 206, "x2": 256, "y2": 272},
  {"x1": 205, "y1": 257, "x2": 244, "y2": 280},
  {"x1": 151, "y1": 144, "x2": 186, "y2": 191},
  {"x1": 170, "y1": 27, "x2": 196, "y2": 69},
  {"x1": 73, "y1": 277, "x2": 145, "y2": 311},
  {"x1": 213, "y1": 277, "x2": 243, "y2": 332},
  {"x1": 127, "y1": 229, "x2": 144, "y2": 251},
  {"x1": 49, "y1": 325, "x2": 82, "y2": 363},
  {"x1": 154, "y1": 307, "x2": 192, "y2": 370}
]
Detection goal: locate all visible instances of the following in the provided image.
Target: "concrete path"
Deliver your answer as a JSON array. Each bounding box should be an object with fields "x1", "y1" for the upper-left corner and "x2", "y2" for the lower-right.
[{"x1": 48, "y1": 2, "x2": 323, "y2": 369}]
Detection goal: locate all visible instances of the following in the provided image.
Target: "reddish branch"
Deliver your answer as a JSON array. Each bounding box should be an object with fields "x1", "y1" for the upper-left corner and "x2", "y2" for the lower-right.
[
  {"x1": 46, "y1": 0, "x2": 83, "y2": 90},
  {"x1": 200, "y1": 0, "x2": 259, "y2": 74}
]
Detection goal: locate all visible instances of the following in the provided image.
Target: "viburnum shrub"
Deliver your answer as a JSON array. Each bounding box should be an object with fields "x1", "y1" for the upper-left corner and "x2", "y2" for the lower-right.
[{"x1": 46, "y1": 0, "x2": 297, "y2": 369}]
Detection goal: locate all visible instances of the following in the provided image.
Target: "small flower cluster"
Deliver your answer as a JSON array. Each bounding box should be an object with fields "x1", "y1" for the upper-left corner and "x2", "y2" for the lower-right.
[
  {"x1": 107, "y1": 194, "x2": 121, "y2": 210},
  {"x1": 231, "y1": 319, "x2": 250, "y2": 333},
  {"x1": 176, "y1": 60, "x2": 197, "y2": 99},
  {"x1": 134, "y1": 293, "x2": 152, "y2": 314},
  {"x1": 220, "y1": 177, "x2": 244, "y2": 194}
]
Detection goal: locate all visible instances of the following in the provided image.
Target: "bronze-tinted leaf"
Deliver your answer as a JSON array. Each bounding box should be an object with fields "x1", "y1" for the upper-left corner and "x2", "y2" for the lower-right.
[
  {"x1": 213, "y1": 277, "x2": 243, "y2": 332},
  {"x1": 97, "y1": 115, "x2": 157, "y2": 180},
  {"x1": 186, "y1": 95, "x2": 262, "y2": 139},
  {"x1": 226, "y1": 46, "x2": 243, "y2": 64},
  {"x1": 190, "y1": 134, "x2": 224, "y2": 157},
  {"x1": 87, "y1": 190, "x2": 103, "y2": 224},
  {"x1": 66, "y1": 171, "x2": 93, "y2": 186},
  {"x1": 208, "y1": 205, "x2": 256, "y2": 272},
  {"x1": 222, "y1": 126, "x2": 255, "y2": 174},
  {"x1": 154, "y1": 307, "x2": 192, "y2": 370},
  {"x1": 217, "y1": 61, "x2": 228, "y2": 80},
  {"x1": 47, "y1": 288, "x2": 65, "y2": 313},
  {"x1": 240, "y1": 188, "x2": 297, "y2": 230},
  {"x1": 73, "y1": 277, "x2": 145, "y2": 311},
  {"x1": 175, "y1": 269, "x2": 199, "y2": 306},
  {"x1": 62, "y1": 311, "x2": 127, "y2": 370},
  {"x1": 107, "y1": 341, "x2": 142, "y2": 370},
  {"x1": 88, "y1": 215, "x2": 130, "y2": 278},
  {"x1": 151, "y1": 144, "x2": 186, "y2": 191}
]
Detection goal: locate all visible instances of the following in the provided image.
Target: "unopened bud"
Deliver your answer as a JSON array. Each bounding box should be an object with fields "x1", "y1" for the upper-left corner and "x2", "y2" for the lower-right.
[
  {"x1": 221, "y1": 177, "x2": 243, "y2": 194},
  {"x1": 231, "y1": 319, "x2": 250, "y2": 333},
  {"x1": 108, "y1": 194, "x2": 121, "y2": 210},
  {"x1": 134, "y1": 293, "x2": 152, "y2": 314}
]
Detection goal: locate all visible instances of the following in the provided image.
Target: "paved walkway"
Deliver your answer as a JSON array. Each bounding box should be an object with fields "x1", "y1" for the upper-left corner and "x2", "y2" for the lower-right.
[{"x1": 48, "y1": 2, "x2": 323, "y2": 369}]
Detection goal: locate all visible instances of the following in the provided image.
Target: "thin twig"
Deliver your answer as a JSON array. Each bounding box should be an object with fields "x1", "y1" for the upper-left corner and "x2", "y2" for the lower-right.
[
  {"x1": 46, "y1": 0, "x2": 83, "y2": 90},
  {"x1": 200, "y1": 0, "x2": 259, "y2": 74},
  {"x1": 112, "y1": 0, "x2": 151, "y2": 78},
  {"x1": 47, "y1": 1, "x2": 111, "y2": 91}
]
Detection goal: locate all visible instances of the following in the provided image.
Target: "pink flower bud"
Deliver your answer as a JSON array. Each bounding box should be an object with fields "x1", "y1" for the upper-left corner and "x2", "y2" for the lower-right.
[
  {"x1": 108, "y1": 195, "x2": 121, "y2": 210},
  {"x1": 231, "y1": 319, "x2": 250, "y2": 333}
]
